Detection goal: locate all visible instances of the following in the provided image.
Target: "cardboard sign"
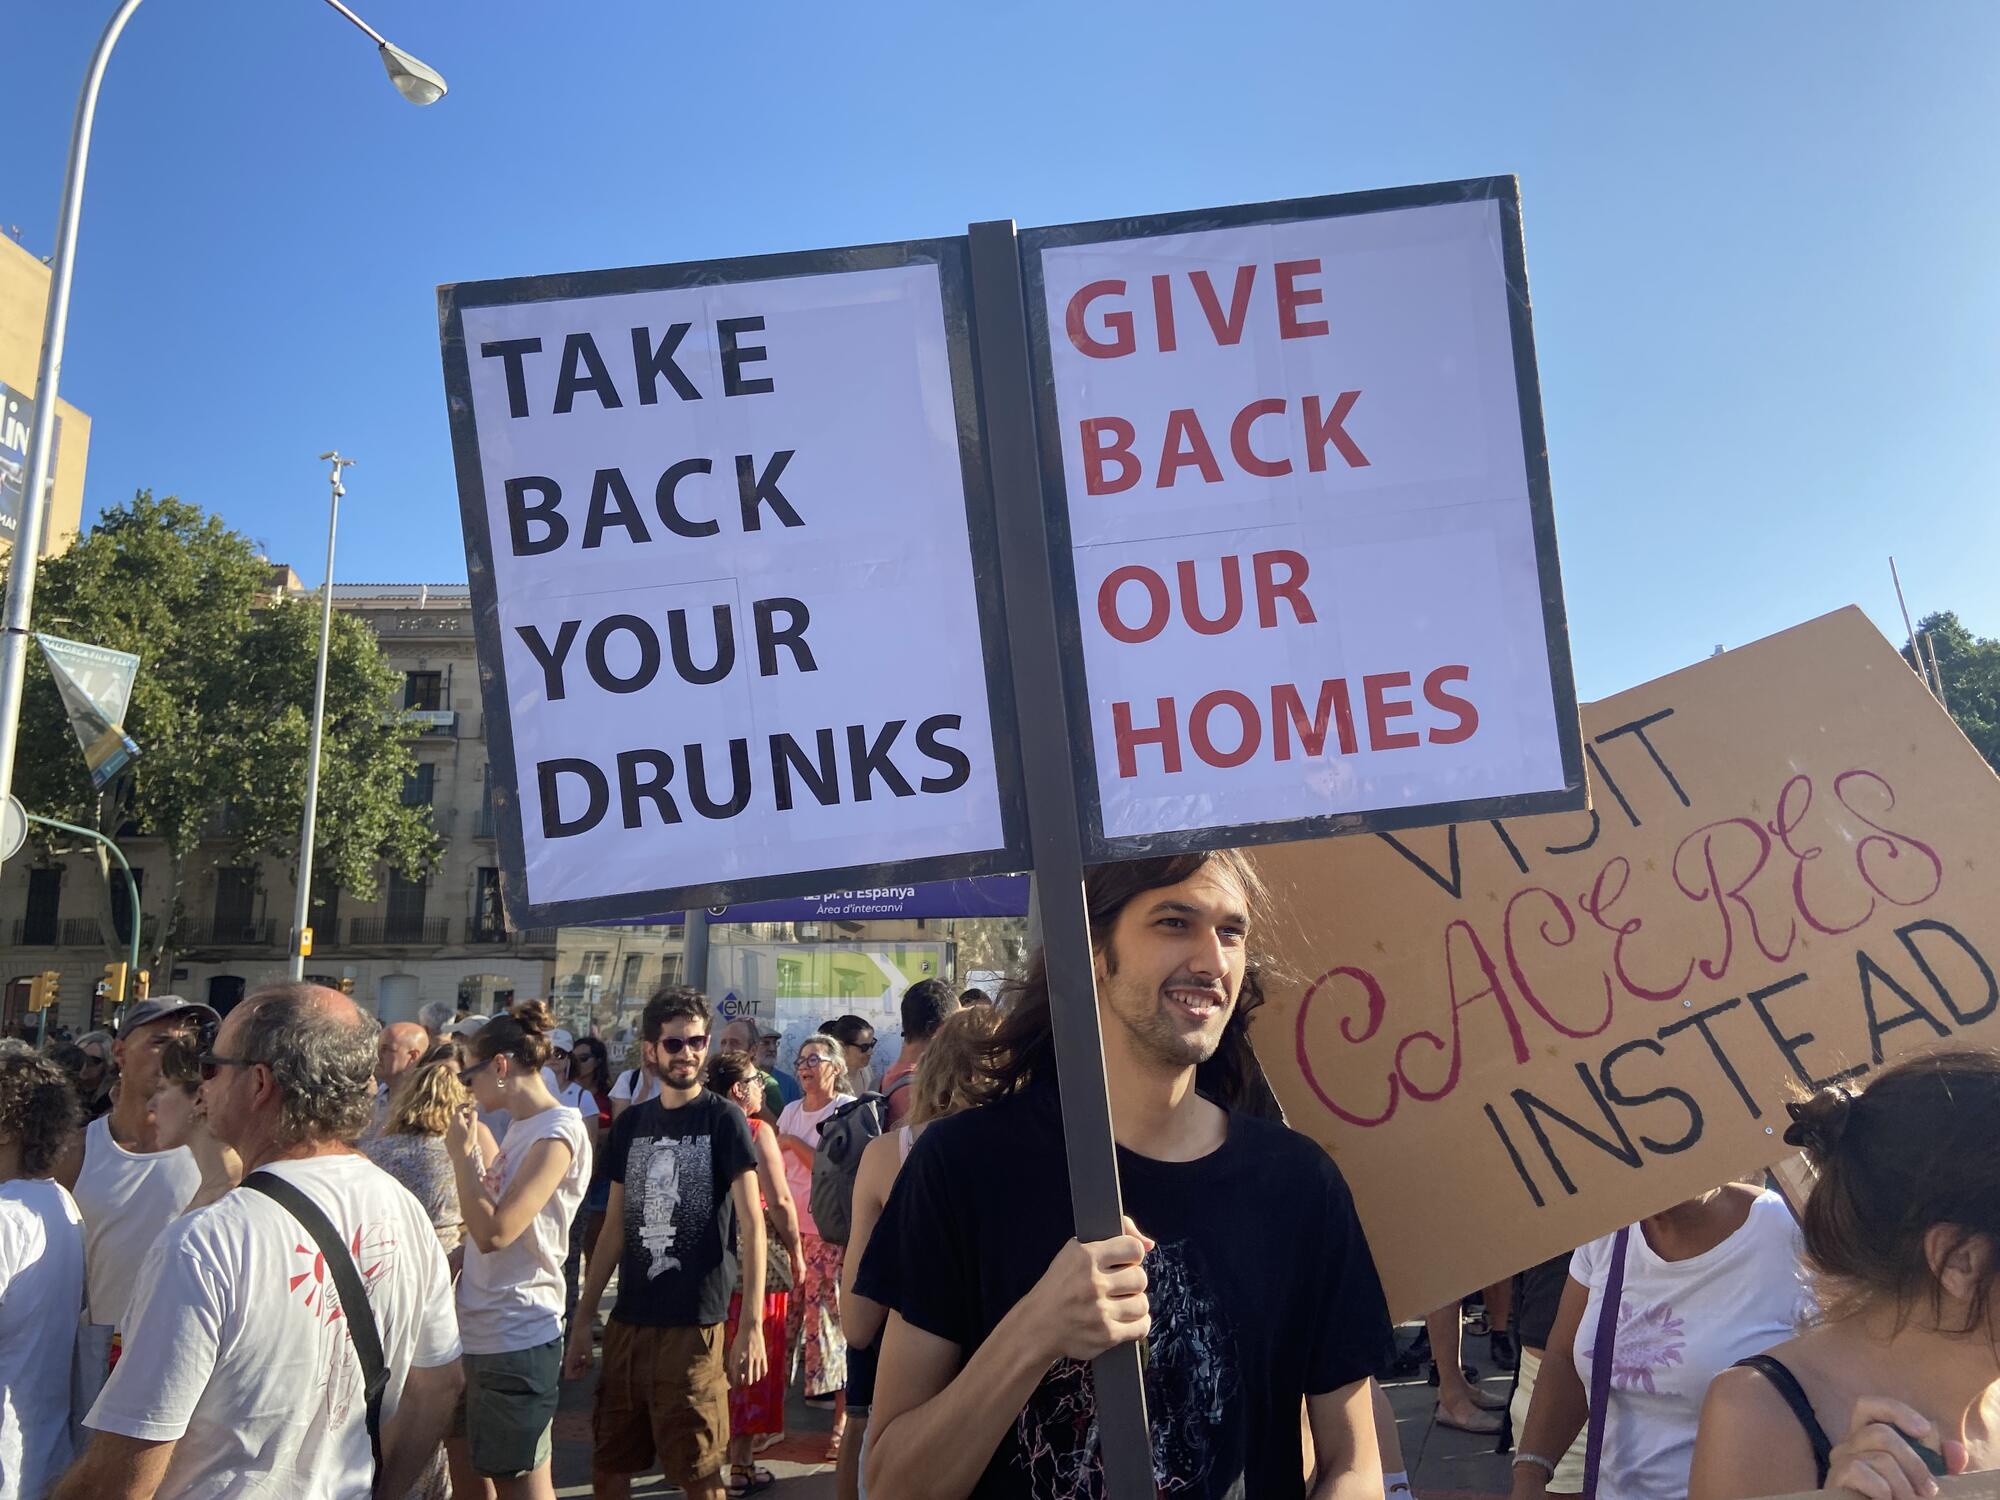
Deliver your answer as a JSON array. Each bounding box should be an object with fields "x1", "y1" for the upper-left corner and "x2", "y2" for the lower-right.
[
  {"x1": 1020, "y1": 178, "x2": 1585, "y2": 860},
  {"x1": 1254, "y1": 608, "x2": 2000, "y2": 1320},
  {"x1": 439, "y1": 241, "x2": 1025, "y2": 924}
]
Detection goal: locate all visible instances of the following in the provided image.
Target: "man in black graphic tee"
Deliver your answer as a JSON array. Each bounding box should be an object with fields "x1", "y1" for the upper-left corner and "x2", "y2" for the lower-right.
[
  {"x1": 857, "y1": 852, "x2": 1393, "y2": 1500},
  {"x1": 566, "y1": 987, "x2": 762, "y2": 1500}
]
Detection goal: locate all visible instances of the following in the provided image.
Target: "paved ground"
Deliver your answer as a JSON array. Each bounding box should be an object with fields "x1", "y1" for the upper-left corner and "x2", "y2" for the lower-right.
[{"x1": 551, "y1": 1319, "x2": 1515, "y2": 1499}]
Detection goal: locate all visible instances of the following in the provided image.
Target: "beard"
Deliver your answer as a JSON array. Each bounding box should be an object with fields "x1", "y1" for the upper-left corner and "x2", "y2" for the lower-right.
[
  {"x1": 1102, "y1": 964, "x2": 1234, "y2": 1071},
  {"x1": 654, "y1": 1055, "x2": 704, "y2": 1093}
]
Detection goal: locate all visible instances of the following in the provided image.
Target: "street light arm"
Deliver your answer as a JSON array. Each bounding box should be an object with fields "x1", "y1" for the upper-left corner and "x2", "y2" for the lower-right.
[{"x1": 315, "y1": 0, "x2": 391, "y2": 48}]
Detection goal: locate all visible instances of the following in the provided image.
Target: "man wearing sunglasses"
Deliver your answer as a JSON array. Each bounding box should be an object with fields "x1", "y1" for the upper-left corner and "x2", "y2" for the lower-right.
[{"x1": 565, "y1": 986, "x2": 765, "y2": 1500}]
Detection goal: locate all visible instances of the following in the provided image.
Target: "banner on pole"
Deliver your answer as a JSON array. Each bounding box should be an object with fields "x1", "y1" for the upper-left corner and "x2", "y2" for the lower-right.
[
  {"x1": 35, "y1": 633, "x2": 140, "y2": 788},
  {"x1": 1019, "y1": 177, "x2": 1585, "y2": 860},
  {"x1": 440, "y1": 240, "x2": 1027, "y2": 926},
  {"x1": 1253, "y1": 607, "x2": 2000, "y2": 1320},
  {"x1": 0, "y1": 381, "x2": 61, "y2": 541}
]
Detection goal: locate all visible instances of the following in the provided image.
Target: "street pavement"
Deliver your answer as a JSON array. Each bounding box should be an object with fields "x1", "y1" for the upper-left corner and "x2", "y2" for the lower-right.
[{"x1": 550, "y1": 1319, "x2": 1514, "y2": 1498}]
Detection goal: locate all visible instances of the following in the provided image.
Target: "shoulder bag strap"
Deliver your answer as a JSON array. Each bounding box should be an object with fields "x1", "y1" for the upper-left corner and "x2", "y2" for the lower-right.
[
  {"x1": 241, "y1": 1170, "x2": 387, "y2": 1478},
  {"x1": 1581, "y1": 1225, "x2": 1631, "y2": 1500},
  {"x1": 1733, "y1": 1355, "x2": 1834, "y2": 1485}
]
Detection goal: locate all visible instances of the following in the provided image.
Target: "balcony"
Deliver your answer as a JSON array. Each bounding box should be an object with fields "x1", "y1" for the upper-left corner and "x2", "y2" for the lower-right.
[
  {"x1": 388, "y1": 709, "x2": 458, "y2": 738},
  {"x1": 346, "y1": 916, "x2": 451, "y2": 946},
  {"x1": 181, "y1": 919, "x2": 279, "y2": 948},
  {"x1": 9, "y1": 919, "x2": 59, "y2": 946},
  {"x1": 468, "y1": 922, "x2": 556, "y2": 948}
]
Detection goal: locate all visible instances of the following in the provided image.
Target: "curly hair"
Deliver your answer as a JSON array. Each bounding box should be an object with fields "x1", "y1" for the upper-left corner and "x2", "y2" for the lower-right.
[
  {"x1": 238, "y1": 985, "x2": 379, "y2": 1147},
  {"x1": 387, "y1": 1058, "x2": 468, "y2": 1138},
  {"x1": 0, "y1": 1041, "x2": 81, "y2": 1175}
]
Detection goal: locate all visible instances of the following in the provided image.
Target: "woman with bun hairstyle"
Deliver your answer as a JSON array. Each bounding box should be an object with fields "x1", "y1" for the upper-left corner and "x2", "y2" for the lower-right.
[
  {"x1": 444, "y1": 999, "x2": 593, "y2": 1500},
  {"x1": 1690, "y1": 1049, "x2": 2000, "y2": 1500}
]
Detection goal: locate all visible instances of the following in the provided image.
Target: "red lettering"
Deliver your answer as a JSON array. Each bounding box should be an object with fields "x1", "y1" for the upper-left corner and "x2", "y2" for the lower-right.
[
  {"x1": 1579, "y1": 856, "x2": 1695, "y2": 1002},
  {"x1": 1065, "y1": 280, "x2": 1133, "y2": 359},
  {"x1": 1834, "y1": 770, "x2": 1944, "y2": 907},
  {"x1": 1252, "y1": 549, "x2": 1316, "y2": 628},
  {"x1": 1503, "y1": 887, "x2": 1615, "y2": 1039},
  {"x1": 1769, "y1": 774, "x2": 1874, "y2": 936},
  {"x1": 1111, "y1": 697, "x2": 1180, "y2": 777},
  {"x1": 1189, "y1": 264, "x2": 1256, "y2": 345},
  {"x1": 1671, "y1": 817, "x2": 1794, "y2": 979},
  {"x1": 1150, "y1": 274, "x2": 1176, "y2": 354},
  {"x1": 1295, "y1": 966, "x2": 1398, "y2": 1128},
  {"x1": 1229, "y1": 398, "x2": 1290, "y2": 478},
  {"x1": 1396, "y1": 919, "x2": 1528, "y2": 1103},
  {"x1": 1275, "y1": 258, "x2": 1329, "y2": 340},
  {"x1": 1096, "y1": 564, "x2": 1170, "y2": 644},
  {"x1": 1423, "y1": 665, "x2": 1479, "y2": 745},
  {"x1": 1271, "y1": 679, "x2": 1358, "y2": 760},
  {"x1": 1304, "y1": 390, "x2": 1370, "y2": 470},
  {"x1": 1157, "y1": 409, "x2": 1224, "y2": 488},
  {"x1": 1189, "y1": 690, "x2": 1260, "y2": 768},
  {"x1": 1174, "y1": 557, "x2": 1242, "y2": 635},
  {"x1": 1080, "y1": 417, "x2": 1139, "y2": 496},
  {"x1": 1363, "y1": 672, "x2": 1420, "y2": 750}
]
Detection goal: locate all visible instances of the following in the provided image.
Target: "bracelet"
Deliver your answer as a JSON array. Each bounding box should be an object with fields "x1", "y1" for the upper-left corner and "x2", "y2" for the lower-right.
[{"x1": 1512, "y1": 1453, "x2": 1558, "y2": 1476}]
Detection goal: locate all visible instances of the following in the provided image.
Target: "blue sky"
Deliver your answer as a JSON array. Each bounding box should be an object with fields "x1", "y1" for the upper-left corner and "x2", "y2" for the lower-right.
[{"x1": 5, "y1": 0, "x2": 1994, "y2": 701}]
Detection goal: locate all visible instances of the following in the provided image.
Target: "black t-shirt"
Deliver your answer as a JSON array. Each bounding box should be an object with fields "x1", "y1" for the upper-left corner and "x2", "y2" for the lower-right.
[
  {"x1": 606, "y1": 1090, "x2": 758, "y2": 1328},
  {"x1": 855, "y1": 1084, "x2": 1392, "y2": 1499},
  {"x1": 1512, "y1": 1252, "x2": 1574, "y2": 1351}
]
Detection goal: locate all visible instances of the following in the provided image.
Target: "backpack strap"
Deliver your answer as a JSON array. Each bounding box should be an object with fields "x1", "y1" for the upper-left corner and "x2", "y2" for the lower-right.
[
  {"x1": 1581, "y1": 1225, "x2": 1630, "y2": 1500},
  {"x1": 242, "y1": 1170, "x2": 387, "y2": 1478},
  {"x1": 884, "y1": 1073, "x2": 913, "y2": 1097},
  {"x1": 1733, "y1": 1355, "x2": 1833, "y2": 1486}
]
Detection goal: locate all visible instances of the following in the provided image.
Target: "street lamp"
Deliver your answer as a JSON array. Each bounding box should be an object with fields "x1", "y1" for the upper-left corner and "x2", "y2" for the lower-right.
[
  {"x1": 0, "y1": 0, "x2": 446, "y2": 870},
  {"x1": 289, "y1": 452, "x2": 352, "y2": 981}
]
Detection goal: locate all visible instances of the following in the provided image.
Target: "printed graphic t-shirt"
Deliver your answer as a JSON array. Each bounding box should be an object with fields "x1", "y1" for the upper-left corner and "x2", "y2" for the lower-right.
[
  {"x1": 0, "y1": 1177, "x2": 87, "y2": 1494},
  {"x1": 856, "y1": 1083, "x2": 1392, "y2": 1500},
  {"x1": 606, "y1": 1091, "x2": 757, "y2": 1328},
  {"x1": 87, "y1": 1152, "x2": 461, "y2": 1500},
  {"x1": 1569, "y1": 1190, "x2": 1807, "y2": 1500},
  {"x1": 458, "y1": 1103, "x2": 591, "y2": 1355}
]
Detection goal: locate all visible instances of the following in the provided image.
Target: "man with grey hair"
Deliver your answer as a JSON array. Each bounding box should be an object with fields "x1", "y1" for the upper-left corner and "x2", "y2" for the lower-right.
[
  {"x1": 416, "y1": 1000, "x2": 456, "y2": 1040},
  {"x1": 54, "y1": 982, "x2": 463, "y2": 1500}
]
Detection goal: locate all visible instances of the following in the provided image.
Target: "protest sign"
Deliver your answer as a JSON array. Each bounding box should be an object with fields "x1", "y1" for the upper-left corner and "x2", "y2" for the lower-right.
[
  {"x1": 1254, "y1": 607, "x2": 2000, "y2": 1320},
  {"x1": 440, "y1": 241, "x2": 1025, "y2": 925},
  {"x1": 1019, "y1": 178, "x2": 1585, "y2": 859}
]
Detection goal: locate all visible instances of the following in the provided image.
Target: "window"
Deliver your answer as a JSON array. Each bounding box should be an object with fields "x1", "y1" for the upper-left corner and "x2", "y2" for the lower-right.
[
  {"x1": 213, "y1": 868, "x2": 257, "y2": 934},
  {"x1": 403, "y1": 671, "x2": 443, "y2": 712},
  {"x1": 112, "y1": 869, "x2": 146, "y2": 945},
  {"x1": 402, "y1": 762, "x2": 436, "y2": 806},
  {"x1": 583, "y1": 950, "x2": 608, "y2": 979},
  {"x1": 472, "y1": 867, "x2": 505, "y2": 940},
  {"x1": 658, "y1": 954, "x2": 684, "y2": 987},
  {"x1": 620, "y1": 953, "x2": 644, "y2": 999},
  {"x1": 477, "y1": 764, "x2": 495, "y2": 836},
  {"x1": 308, "y1": 876, "x2": 339, "y2": 936},
  {"x1": 386, "y1": 872, "x2": 427, "y2": 942},
  {"x1": 22, "y1": 869, "x2": 60, "y2": 946}
]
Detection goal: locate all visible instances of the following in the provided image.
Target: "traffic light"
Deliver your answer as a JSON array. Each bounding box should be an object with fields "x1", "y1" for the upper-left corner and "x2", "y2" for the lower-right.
[
  {"x1": 300, "y1": 926, "x2": 314, "y2": 958},
  {"x1": 133, "y1": 969, "x2": 150, "y2": 1001},
  {"x1": 27, "y1": 971, "x2": 60, "y2": 1013},
  {"x1": 101, "y1": 961, "x2": 129, "y2": 1006}
]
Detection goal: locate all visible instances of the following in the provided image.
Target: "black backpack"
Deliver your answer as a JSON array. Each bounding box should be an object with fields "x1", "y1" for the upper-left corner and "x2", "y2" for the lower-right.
[{"x1": 807, "y1": 1076, "x2": 910, "y2": 1245}]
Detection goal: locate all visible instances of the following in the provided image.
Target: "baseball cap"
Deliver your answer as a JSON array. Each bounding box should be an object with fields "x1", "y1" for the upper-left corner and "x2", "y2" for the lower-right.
[
  {"x1": 119, "y1": 996, "x2": 221, "y2": 1038},
  {"x1": 447, "y1": 1014, "x2": 489, "y2": 1037},
  {"x1": 551, "y1": 1028, "x2": 575, "y2": 1052}
]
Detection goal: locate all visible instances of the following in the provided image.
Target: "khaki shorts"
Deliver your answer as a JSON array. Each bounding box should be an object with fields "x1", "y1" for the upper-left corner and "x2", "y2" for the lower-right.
[
  {"x1": 461, "y1": 1340, "x2": 562, "y2": 1477},
  {"x1": 594, "y1": 1321, "x2": 728, "y2": 1486},
  {"x1": 1513, "y1": 1346, "x2": 1589, "y2": 1493}
]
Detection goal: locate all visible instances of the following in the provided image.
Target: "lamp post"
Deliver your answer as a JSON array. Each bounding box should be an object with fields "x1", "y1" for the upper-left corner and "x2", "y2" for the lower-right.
[
  {"x1": 0, "y1": 0, "x2": 445, "y2": 872},
  {"x1": 289, "y1": 452, "x2": 352, "y2": 980}
]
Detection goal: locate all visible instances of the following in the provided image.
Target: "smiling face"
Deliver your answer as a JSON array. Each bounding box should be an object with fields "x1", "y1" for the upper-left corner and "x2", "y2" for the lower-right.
[
  {"x1": 1093, "y1": 866, "x2": 1250, "y2": 1074},
  {"x1": 651, "y1": 1014, "x2": 709, "y2": 1097}
]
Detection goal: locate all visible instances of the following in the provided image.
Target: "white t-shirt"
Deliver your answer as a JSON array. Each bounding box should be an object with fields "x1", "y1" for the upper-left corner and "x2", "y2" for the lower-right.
[
  {"x1": 87, "y1": 1153, "x2": 461, "y2": 1500},
  {"x1": 74, "y1": 1114, "x2": 202, "y2": 1329},
  {"x1": 1571, "y1": 1190, "x2": 1807, "y2": 1500},
  {"x1": 457, "y1": 1105, "x2": 591, "y2": 1355},
  {"x1": 777, "y1": 1095, "x2": 853, "y2": 1239},
  {"x1": 0, "y1": 1178, "x2": 86, "y2": 1494},
  {"x1": 610, "y1": 1066, "x2": 660, "y2": 1108}
]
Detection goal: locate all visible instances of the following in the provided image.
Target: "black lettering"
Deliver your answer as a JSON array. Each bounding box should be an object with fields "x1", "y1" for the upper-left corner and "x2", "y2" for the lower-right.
[
  {"x1": 686, "y1": 739, "x2": 753, "y2": 819},
  {"x1": 1657, "y1": 997, "x2": 1763, "y2": 1120},
  {"x1": 1484, "y1": 1102, "x2": 1546, "y2": 1209},
  {"x1": 1544, "y1": 806, "x2": 1602, "y2": 858},
  {"x1": 1378, "y1": 826, "x2": 1463, "y2": 900},
  {"x1": 505, "y1": 477, "x2": 567, "y2": 556},
  {"x1": 737, "y1": 451, "x2": 803, "y2": 530},
  {"x1": 1857, "y1": 948, "x2": 1949, "y2": 1063},
  {"x1": 480, "y1": 338, "x2": 541, "y2": 418},
  {"x1": 1512, "y1": 1064, "x2": 1645, "y2": 1196},
  {"x1": 915, "y1": 714, "x2": 972, "y2": 793},
  {"x1": 1746, "y1": 971, "x2": 1867, "y2": 1090},
  {"x1": 616, "y1": 749, "x2": 680, "y2": 828},
  {"x1": 656, "y1": 458, "x2": 719, "y2": 538},
  {"x1": 1585, "y1": 743, "x2": 1640, "y2": 829},
  {"x1": 1594, "y1": 708, "x2": 1690, "y2": 809},
  {"x1": 1895, "y1": 918, "x2": 1999, "y2": 1026},
  {"x1": 752, "y1": 597, "x2": 817, "y2": 677},
  {"x1": 667, "y1": 605, "x2": 735, "y2": 686},
  {"x1": 584, "y1": 615, "x2": 661, "y2": 695},
  {"x1": 515, "y1": 619, "x2": 580, "y2": 702},
  {"x1": 1491, "y1": 820, "x2": 1530, "y2": 876},
  {"x1": 631, "y1": 324, "x2": 700, "y2": 404},
  {"x1": 771, "y1": 729, "x2": 840, "y2": 811},
  {"x1": 553, "y1": 332, "x2": 622, "y2": 414},
  {"x1": 718, "y1": 315, "x2": 774, "y2": 397},
  {"x1": 582, "y1": 468, "x2": 651, "y2": 548},
  {"x1": 847, "y1": 721, "x2": 915, "y2": 801},
  {"x1": 538, "y1": 758, "x2": 608, "y2": 838},
  {"x1": 1600, "y1": 1037, "x2": 1703, "y2": 1154}
]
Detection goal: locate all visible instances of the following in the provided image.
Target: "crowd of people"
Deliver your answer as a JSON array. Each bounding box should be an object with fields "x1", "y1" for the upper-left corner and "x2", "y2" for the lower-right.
[{"x1": 0, "y1": 849, "x2": 1997, "y2": 1500}]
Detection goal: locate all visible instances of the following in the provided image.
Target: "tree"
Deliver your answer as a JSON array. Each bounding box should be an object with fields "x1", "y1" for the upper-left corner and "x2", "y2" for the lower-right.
[
  {"x1": 1904, "y1": 610, "x2": 2000, "y2": 774},
  {"x1": 6, "y1": 491, "x2": 439, "y2": 970}
]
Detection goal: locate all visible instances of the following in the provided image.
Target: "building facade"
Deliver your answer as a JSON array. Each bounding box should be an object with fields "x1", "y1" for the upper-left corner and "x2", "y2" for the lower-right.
[{"x1": 0, "y1": 231, "x2": 91, "y2": 560}]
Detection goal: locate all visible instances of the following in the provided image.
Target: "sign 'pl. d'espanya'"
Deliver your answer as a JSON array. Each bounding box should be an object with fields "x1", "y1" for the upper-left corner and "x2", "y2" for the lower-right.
[
  {"x1": 440, "y1": 244, "x2": 1023, "y2": 924},
  {"x1": 1022, "y1": 179, "x2": 1587, "y2": 857}
]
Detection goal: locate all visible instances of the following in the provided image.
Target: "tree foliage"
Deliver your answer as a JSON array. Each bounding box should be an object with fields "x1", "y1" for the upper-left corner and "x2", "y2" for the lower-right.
[
  {"x1": 7, "y1": 492, "x2": 438, "y2": 964},
  {"x1": 1904, "y1": 610, "x2": 2000, "y2": 774}
]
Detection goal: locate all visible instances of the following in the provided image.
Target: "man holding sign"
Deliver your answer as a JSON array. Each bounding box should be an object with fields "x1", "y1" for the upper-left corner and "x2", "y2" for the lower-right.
[{"x1": 856, "y1": 851, "x2": 1392, "y2": 1499}]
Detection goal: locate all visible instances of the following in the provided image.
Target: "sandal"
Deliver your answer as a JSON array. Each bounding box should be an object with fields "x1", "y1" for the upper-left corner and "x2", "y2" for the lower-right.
[
  {"x1": 728, "y1": 1464, "x2": 776, "y2": 1496},
  {"x1": 1435, "y1": 1405, "x2": 1506, "y2": 1436},
  {"x1": 826, "y1": 1420, "x2": 846, "y2": 1463}
]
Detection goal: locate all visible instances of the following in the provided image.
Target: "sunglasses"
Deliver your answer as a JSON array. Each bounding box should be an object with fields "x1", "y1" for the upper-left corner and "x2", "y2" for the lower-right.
[
  {"x1": 656, "y1": 1034, "x2": 707, "y2": 1055},
  {"x1": 197, "y1": 1052, "x2": 251, "y2": 1083},
  {"x1": 850, "y1": 1040, "x2": 877, "y2": 1053},
  {"x1": 461, "y1": 1058, "x2": 495, "y2": 1081}
]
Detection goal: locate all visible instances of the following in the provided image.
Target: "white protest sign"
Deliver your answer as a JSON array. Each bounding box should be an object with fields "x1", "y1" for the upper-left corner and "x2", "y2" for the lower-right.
[
  {"x1": 442, "y1": 246, "x2": 1022, "y2": 923},
  {"x1": 1022, "y1": 180, "x2": 1585, "y2": 857}
]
